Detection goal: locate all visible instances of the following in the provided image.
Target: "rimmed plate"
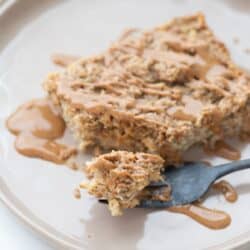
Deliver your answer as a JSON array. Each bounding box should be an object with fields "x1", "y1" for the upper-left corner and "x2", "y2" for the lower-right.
[{"x1": 1, "y1": 0, "x2": 250, "y2": 249}]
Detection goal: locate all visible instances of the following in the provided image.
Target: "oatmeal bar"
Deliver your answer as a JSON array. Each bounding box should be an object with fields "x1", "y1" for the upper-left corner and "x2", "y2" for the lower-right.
[
  {"x1": 44, "y1": 13, "x2": 250, "y2": 161},
  {"x1": 80, "y1": 151, "x2": 167, "y2": 216}
]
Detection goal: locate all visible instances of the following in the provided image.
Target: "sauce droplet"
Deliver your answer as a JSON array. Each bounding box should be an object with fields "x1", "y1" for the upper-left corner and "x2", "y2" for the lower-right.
[
  {"x1": 6, "y1": 98, "x2": 65, "y2": 139},
  {"x1": 6, "y1": 98, "x2": 76, "y2": 164},
  {"x1": 204, "y1": 140, "x2": 241, "y2": 161},
  {"x1": 15, "y1": 133, "x2": 76, "y2": 164},
  {"x1": 168, "y1": 204, "x2": 231, "y2": 230},
  {"x1": 213, "y1": 180, "x2": 238, "y2": 203}
]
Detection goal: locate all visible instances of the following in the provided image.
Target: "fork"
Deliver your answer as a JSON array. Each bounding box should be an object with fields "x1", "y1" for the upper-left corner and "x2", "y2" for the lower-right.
[{"x1": 137, "y1": 159, "x2": 250, "y2": 208}]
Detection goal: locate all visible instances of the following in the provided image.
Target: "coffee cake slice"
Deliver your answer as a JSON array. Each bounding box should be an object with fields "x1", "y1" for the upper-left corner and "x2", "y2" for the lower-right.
[
  {"x1": 44, "y1": 13, "x2": 250, "y2": 162},
  {"x1": 80, "y1": 151, "x2": 167, "y2": 216}
]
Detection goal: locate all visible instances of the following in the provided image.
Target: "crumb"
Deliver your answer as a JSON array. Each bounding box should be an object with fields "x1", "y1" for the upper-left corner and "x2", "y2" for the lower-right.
[
  {"x1": 233, "y1": 37, "x2": 239, "y2": 44},
  {"x1": 118, "y1": 28, "x2": 138, "y2": 41},
  {"x1": 79, "y1": 182, "x2": 88, "y2": 189},
  {"x1": 66, "y1": 158, "x2": 79, "y2": 170},
  {"x1": 87, "y1": 234, "x2": 92, "y2": 239},
  {"x1": 244, "y1": 48, "x2": 250, "y2": 54},
  {"x1": 51, "y1": 53, "x2": 79, "y2": 67},
  {"x1": 74, "y1": 188, "x2": 81, "y2": 199},
  {"x1": 82, "y1": 151, "x2": 165, "y2": 215}
]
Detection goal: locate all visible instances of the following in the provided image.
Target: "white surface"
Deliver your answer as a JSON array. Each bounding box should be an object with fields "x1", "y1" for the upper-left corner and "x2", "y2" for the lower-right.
[
  {"x1": 1, "y1": 0, "x2": 250, "y2": 250},
  {"x1": 0, "y1": 201, "x2": 249, "y2": 250},
  {"x1": 0, "y1": 203, "x2": 250, "y2": 250}
]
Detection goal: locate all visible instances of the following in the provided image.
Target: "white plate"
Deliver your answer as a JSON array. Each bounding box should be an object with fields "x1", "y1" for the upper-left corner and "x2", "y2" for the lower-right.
[{"x1": 1, "y1": 0, "x2": 250, "y2": 249}]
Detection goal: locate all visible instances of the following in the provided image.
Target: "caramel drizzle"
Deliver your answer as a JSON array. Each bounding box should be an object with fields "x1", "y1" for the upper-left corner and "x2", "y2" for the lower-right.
[
  {"x1": 168, "y1": 95, "x2": 204, "y2": 122},
  {"x1": 15, "y1": 133, "x2": 76, "y2": 164},
  {"x1": 204, "y1": 140, "x2": 241, "y2": 161},
  {"x1": 168, "y1": 204, "x2": 231, "y2": 230},
  {"x1": 168, "y1": 180, "x2": 238, "y2": 229},
  {"x1": 213, "y1": 180, "x2": 238, "y2": 203},
  {"x1": 6, "y1": 98, "x2": 76, "y2": 164},
  {"x1": 170, "y1": 109, "x2": 196, "y2": 122}
]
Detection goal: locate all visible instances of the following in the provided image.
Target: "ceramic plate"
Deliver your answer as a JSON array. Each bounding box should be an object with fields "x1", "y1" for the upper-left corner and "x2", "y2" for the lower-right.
[{"x1": 1, "y1": 0, "x2": 250, "y2": 249}]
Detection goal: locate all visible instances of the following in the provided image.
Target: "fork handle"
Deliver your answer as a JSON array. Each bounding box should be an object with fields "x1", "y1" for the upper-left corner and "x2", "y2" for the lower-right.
[{"x1": 213, "y1": 158, "x2": 250, "y2": 180}]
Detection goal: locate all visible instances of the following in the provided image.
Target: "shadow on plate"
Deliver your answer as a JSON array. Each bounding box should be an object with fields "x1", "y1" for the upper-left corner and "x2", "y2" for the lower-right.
[
  {"x1": 81, "y1": 202, "x2": 153, "y2": 250},
  {"x1": 234, "y1": 183, "x2": 250, "y2": 196},
  {"x1": 205, "y1": 182, "x2": 250, "y2": 201},
  {"x1": 224, "y1": 0, "x2": 250, "y2": 14}
]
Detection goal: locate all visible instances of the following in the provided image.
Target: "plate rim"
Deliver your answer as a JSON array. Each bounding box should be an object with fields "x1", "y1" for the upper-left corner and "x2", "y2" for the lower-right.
[
  {"x1": 0, "y1": 181, "x2": 250, "y2": 250},
  {"x1": 0, "y1": 182, "x2": 82, "y2": 250}
]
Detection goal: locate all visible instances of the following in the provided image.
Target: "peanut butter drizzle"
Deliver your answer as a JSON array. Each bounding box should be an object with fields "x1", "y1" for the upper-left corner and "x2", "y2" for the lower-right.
[
  {"x1": 197, "y1": 48, "x2": 222, "y2": 81},
  {"x1": 170, "y1": 110, "x2": 196, "y2": 122},
  {"x1": 51, "y1": 53, "x2": 79, "y2": 67},
  {"x1": 6, "y1": 98, "x2": 65, "y2": 139},
  {"x1": 183, "y1": 95, "x2": 204, "y2": 117},
  {"x1": 6, "y1": 98, "x2": 76, "y2": 164},
  {"x1": 168, "y1": 204, "x2": 231, "y2": 229},
  {"x1": 204, "y1": 141, "x2": 241, "y2": 161},
  {"x1": 168, "y1": 95, "x2": 204, "y2": 121},
  {"x1": 15, "y1": 133, "x2": 76, "y2": 164},
  {"x1": 213, "y1": 180, "x2": 238, "y2": 203}
]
